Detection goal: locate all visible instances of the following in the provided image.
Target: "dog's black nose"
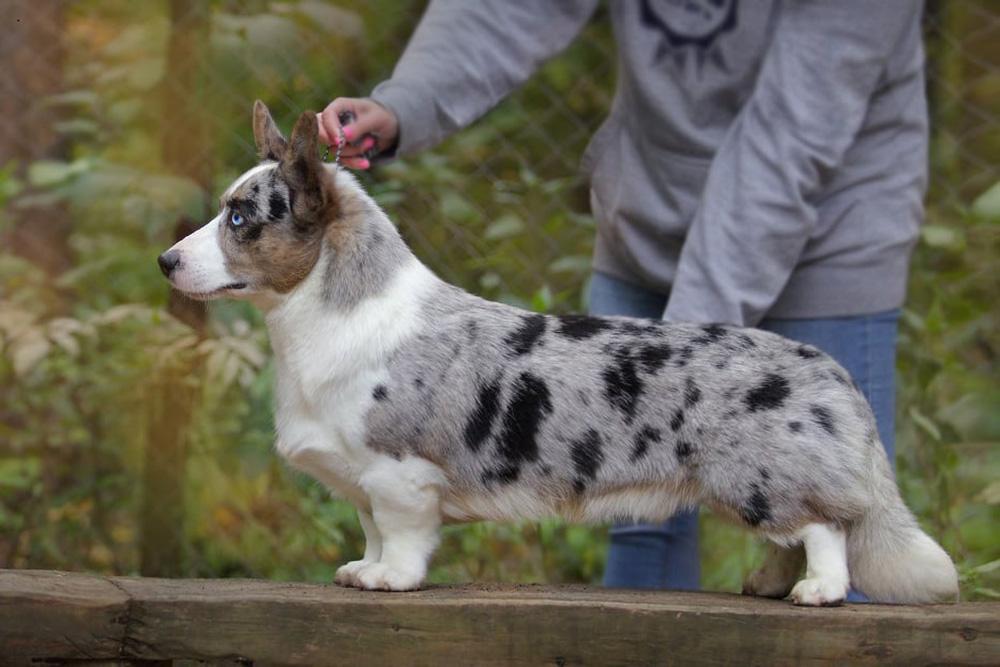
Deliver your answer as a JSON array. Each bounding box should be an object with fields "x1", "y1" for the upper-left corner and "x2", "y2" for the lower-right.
[{"x1": 158, "y1": 249, "x2": 181, "y2": 278}]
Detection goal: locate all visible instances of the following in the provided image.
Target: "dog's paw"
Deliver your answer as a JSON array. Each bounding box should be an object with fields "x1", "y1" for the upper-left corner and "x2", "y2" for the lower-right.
[
  {"x1": 334, "y1": 559, "x2": 376, "y2": 588},
  {"x1": 742, "y1": 568, "x2": 794, "y2": 599},
  {"x1": 354, "y1": 562, "x2": 423, "y2": 592},
  {"x1": 788, "y1": 577, "x2": 848, "y2": 606}
]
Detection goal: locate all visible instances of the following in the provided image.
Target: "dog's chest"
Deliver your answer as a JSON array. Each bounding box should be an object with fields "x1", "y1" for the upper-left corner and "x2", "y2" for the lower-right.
[
  {"x1": 268, "y1": 328, "x2": 390, "y2": 508},
  {"x1": 265, "y1": 308, "x2": 429, "y2": 498},
  {"x1": 274, "y1": 348, "x2": 383, "y2": 451}
]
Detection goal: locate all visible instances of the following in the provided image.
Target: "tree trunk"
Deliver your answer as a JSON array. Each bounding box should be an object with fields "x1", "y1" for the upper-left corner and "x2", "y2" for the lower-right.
[
  {"x1": 0, "y1": 0, "x2": 72, "y2": 276},
  {"x1": 139, "y1": 0, "x2": 213, "y2": 578}
]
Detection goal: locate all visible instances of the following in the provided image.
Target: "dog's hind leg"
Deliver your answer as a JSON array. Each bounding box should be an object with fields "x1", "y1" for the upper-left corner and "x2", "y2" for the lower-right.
[
  {"x1": 334, "y1": 509, "x2": 383, "y2": 587},
  {"x1": 353, "y1": 456, "x2": 444, "y2": 591},
  {"x1": 788, "y1": 523, "x2": 850, "y2": 606},
  {"x1": 742, "y1": 542, "x2": 805, "y2": 599}
]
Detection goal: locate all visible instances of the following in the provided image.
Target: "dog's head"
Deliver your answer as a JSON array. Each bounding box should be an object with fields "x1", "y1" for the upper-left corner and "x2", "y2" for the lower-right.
[{"x1": 158, "y1": 101, "x2": 337, "y2": 300}]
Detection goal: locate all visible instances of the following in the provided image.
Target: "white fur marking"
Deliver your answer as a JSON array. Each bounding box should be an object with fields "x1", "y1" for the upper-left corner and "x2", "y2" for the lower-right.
[
  {"x1": 223, "y1": 162, "x2": 276, "y2": 200},
  {"x1": 267, "y1": 255, "x2": 438, "y2": 394},
  {"x1": 790, "y1": 523, "x2": 850, "y2": 606},
  {"x1": 334, "y1": 509, "x2": 384, "y2": 587},
  {"x1": 350, "y1": 457, "x2": 445, "y2": 591}
]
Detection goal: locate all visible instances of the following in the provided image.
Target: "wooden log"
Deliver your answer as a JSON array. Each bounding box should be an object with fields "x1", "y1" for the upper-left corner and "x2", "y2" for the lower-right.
[
  {"x1": 1, "y1": 569, "x2": 997, "y2": 666},
  {"x1": 0, "y1": 569, "x2": 127, "y2": 664}
]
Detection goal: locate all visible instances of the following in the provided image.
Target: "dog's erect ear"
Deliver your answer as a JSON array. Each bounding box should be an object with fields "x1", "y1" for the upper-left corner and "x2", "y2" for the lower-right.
[
  {"x1": 281, "y1": 110, "x2": 332, "y2": 222},
  {"x1": 253, "y1": 100, "x2": 288, "y2": 162},
  {"x1": 284, "y1": 110, "x2": 321, "y2": 166}
]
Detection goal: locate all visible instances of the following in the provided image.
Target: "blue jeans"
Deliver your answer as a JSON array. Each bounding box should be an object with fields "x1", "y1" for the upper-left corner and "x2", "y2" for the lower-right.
[{"x1": 589, "y1": 271, "x2": 899, "y2": 591}]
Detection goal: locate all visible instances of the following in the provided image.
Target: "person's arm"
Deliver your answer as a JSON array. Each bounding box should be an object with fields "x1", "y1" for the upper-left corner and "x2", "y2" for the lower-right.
[
  {"x1": 319, "y1": 0, "x2": 597, "y2": 167},
  {"x1": 662, "y1": 1, "x2": 922, "y2": 327}
]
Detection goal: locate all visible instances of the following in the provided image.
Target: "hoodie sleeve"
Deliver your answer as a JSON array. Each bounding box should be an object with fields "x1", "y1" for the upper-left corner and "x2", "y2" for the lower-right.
[
  {"x1": 370, "y1": 0, "x2": 598, "y2": 155},
  {"x1": 662, "y1": 1, "x2": 923, "y2": 326}
]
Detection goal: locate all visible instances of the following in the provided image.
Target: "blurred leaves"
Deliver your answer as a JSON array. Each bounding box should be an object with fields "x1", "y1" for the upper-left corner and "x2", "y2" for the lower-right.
[
  {"x1": 895, "y1": 168, "x2": 1000, "y2": 599},
  {"x1": 972, "y1": 181, "x2": 1000, "y2": 220}
]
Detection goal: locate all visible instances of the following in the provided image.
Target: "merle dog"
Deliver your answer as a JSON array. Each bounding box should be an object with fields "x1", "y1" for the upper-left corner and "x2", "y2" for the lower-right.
[{"x1": 157, "y1": 102, "x2": 958, "y2": 605}]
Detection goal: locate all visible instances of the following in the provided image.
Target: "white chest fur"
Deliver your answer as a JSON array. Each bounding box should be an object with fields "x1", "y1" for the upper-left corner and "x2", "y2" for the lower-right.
[{"x1": 264, "y1": 255, "x2": 439, "y2": 505}]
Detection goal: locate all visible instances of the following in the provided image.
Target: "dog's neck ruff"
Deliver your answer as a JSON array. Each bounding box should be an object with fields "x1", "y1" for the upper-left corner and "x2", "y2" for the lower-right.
[{"x1": 264, "y1": 251, "x2": 438, "y2": 393}]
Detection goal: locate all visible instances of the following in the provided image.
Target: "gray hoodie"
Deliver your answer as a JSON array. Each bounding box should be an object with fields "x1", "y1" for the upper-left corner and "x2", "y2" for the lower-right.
[{"x1": 371, "y1": 0, "x2": 927, "y2": 326}]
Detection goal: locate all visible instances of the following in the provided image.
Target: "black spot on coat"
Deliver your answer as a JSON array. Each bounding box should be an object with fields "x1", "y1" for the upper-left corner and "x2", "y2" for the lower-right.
[
  {"x1": 637, "y1": 343, "x2": 673, "y2": 373},
  {"x1": 555, "y1": 314, "x2": 613, "y2": 340},
  {"x1": 684, "y1": 377, "x2": 702, "y2": 407},
  {"x1": 810, "y1": 405, "x2": 837, "y2": 436},
  {"x1": 505, "y1": 314, "x2": 546, "y2": 356},
  {"x1": 788, "y1": 420, "x2": 803, "y2": 433},
  {"x1": 692, "y1": 323, "x2": 728, "y2": 345},
  {"x1": 745, "y1": 373, "x2": 791, "y2": 412},
  {"x1": 464, "y1": 376, "x2": 502, "y2": 452},
  {"x1": 268, "y1": 191, "x2": 288, "y2": 220},
  {"x1": 602, "y1": 350, "x2": 644, "y2": 422},
  {"x1": 372, "y1": 385, "x2": 388, "y2": 401},
  {"x1": 618, "y1": 320, "x2": 663, "y2": 336},
  {"x1": 237, "y1": 197, "x2": 259, "y2": 219},
  {"x1": 741, "y1": 484, "x2": 772, "y2": 527},
  {"x1": 629, "y1": 425, "x2": 661, "y2": 462},
  {"x1": 570, "y1": 429, "x2": 603, "y2": 493},
  {"x1": 481, "y1": 463, "x2": 519, "y2": 485},
  {"x1": 675, "y1": 440, "x2": 693, "y2": 462},
  {"x1": 670, "y1": 410, "x2": 685, "y2": 432},
  {"x1": 493, "y1": 373, "x2": 553, "y2": 478}
]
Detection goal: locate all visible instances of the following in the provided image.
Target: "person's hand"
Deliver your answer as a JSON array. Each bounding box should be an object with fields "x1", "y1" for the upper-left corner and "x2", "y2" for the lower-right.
[{"x1": 317, "y1": 97, "x2": 399, "y2": 170}]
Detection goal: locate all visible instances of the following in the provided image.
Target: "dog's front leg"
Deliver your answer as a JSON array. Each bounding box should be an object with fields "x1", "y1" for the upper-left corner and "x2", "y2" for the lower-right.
[
  {"x1": 333, "y1": 509, "x2": 383, "y2": 587},
  {"x1": 352, "y1": 457, "x2": 443, "y2": 591}
]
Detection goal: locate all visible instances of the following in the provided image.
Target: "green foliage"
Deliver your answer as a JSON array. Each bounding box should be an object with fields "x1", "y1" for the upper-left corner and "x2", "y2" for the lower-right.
[
  {"x1": 895, "y1": 187, "x2": 1000, "y2": 600},
  {"x1": 1, "y1": 1, "x2": 996, "y2": 602}
]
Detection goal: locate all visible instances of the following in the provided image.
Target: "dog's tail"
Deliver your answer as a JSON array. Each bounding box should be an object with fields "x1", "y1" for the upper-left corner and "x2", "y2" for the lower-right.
[{"x1": 846, "y1": 455, "x2": 959, "y2": 604}]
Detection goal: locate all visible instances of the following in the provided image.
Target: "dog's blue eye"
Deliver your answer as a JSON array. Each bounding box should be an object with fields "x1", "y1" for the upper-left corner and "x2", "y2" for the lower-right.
[{"x1": 231, "y1": 212, "x2": 244, "y2": 226}]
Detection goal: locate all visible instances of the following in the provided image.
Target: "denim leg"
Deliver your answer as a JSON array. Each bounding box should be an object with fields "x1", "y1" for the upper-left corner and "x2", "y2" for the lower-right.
[
  {"x1": 602, "y1": 509, "x2": 702, "y2": 590},
  {"x1": 588, "y1": 271, "x2": 702, "y2": 591},
  {"x1": 587, "y1": 270, "x2": 667, "y2": 321},
  {"x1": 759, "y1": 309, "x2": 900, "y2": 602}
]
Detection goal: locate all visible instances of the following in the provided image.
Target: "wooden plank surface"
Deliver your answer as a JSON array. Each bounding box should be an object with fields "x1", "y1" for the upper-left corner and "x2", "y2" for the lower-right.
[
  {"x1": 1, "y1": 569, "x2": 997, "y2": 666},
  {"x1": 0, "y1": 569, "x2": 128, "y2": 664}
]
